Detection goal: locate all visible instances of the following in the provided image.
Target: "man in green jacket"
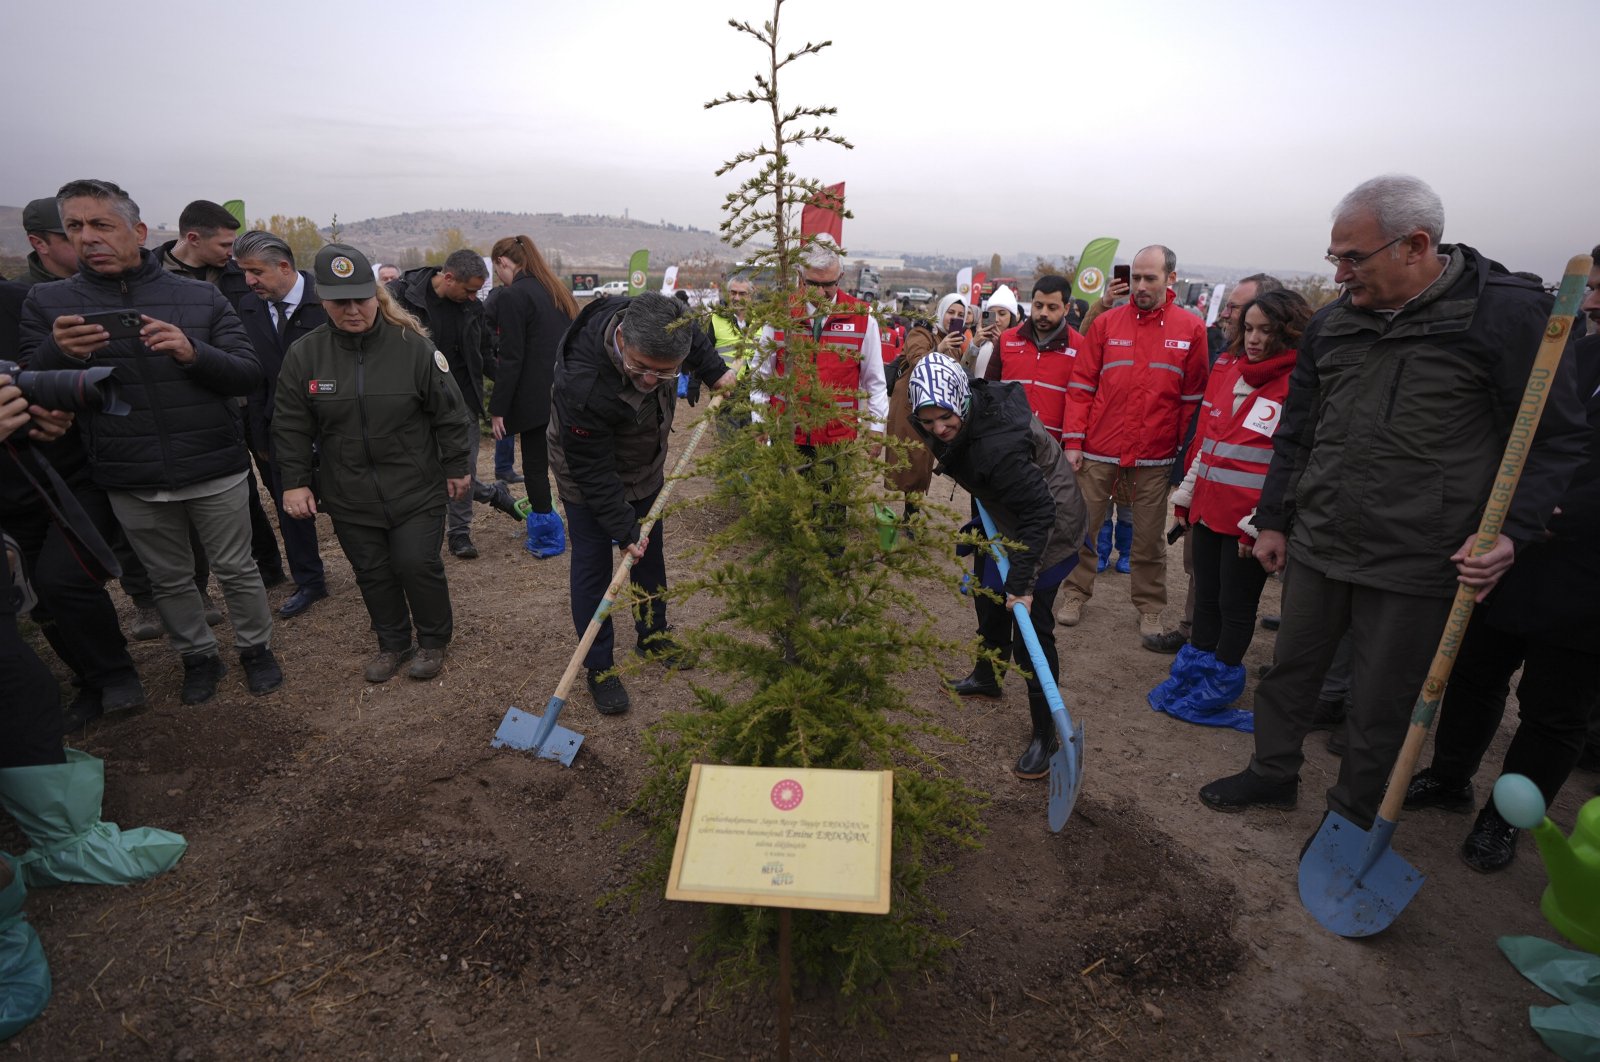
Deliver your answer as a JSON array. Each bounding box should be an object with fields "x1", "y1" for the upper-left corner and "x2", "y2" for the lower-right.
[{"x1": 1199, "y1": 174, "x2": 1590, "y2": 832}]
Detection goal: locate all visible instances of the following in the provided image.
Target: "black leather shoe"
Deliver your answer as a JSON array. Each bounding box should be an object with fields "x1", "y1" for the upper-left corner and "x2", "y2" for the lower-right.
[
  {"x1": 947, "y1": 669, "x2": 1002, "y2": 700},
  {"x1": 62, "y1": 688, "x2": 104, "y2": 732},
  {"x1": 449, "y1": 535, "x2": 479, "y2": 560},
  {"x1": 586, "y1": 670, "x2": 631, "y2": 715},
  {"x1": 1199, "y1": 768, "x2": 1298, "y2": 812},
  {"x1": 635, "y1": 633, "x2": 697, "y2": 670},
  {"x1": 1403, "y1": 768, "x2": 1474, "y2": 813},
  {"x1": 497, "y1": 471, "x2": 525, "y2": 485},
  {"x1": 1260, "y1": 614, "x2": 1281, "y2": 631},
  {"x1": 278, "y1": 586, "x2": 328, "y2": 618},
  {"x1": 1461, "y1": 804, "x2": 1518, "y2": 873},
  {"x1": 1308, "y1": 696, "x2": 1347, "y2": 732},
  {"x1": 181, "y1": 653, "x2": 227, "y2": 705}
]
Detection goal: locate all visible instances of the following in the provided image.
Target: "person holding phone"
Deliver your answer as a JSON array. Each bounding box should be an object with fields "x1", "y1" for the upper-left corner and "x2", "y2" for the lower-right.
[
  {"x1": 21, "y1": 179, "x2": 281, "y2": 706},
  {"x1": 885, "y1": 292, "x2": 967, "y2": 505}
]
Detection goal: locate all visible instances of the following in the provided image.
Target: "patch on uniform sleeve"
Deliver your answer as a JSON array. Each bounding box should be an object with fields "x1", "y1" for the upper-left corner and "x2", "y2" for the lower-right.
[
  {"x1": 308, "y1": 380, "x2": 336, "y2": 394},
  {"x1": 568, "y1": 425, "x2": 593, "y2": 438},
  {"x1": 1242, "y1": 397, "x2": 1282, "y2": 437},
  {"x1": 434, "y1": 350, "x2": 450, "y2": 372}
]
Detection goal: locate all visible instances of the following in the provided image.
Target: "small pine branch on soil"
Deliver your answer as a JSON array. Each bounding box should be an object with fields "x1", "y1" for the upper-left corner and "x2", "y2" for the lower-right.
[{"x1": 621, "y1": 0, "x2": 989, "y2": 1016}]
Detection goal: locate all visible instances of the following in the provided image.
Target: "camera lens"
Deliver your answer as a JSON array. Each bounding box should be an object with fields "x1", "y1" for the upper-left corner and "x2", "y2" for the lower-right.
[{"x1": 16, "y1": 367, "x2": 130, "y2": 416}]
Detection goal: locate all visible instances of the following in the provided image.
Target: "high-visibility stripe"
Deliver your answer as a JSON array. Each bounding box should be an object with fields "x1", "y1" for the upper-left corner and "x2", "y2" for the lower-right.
[
  {"x1": 1102, "y1": 359, "x2": 1135, "y2": 371},
  {"x1": 1083, "y1": 450, "x2": 1119, "y2": 463},
  {"x1": 1068, "y1": 381, "x2": 1096, "y2": 392},
  {"x1": 1063, "y1": 431, "x2": 1086, "y2": 440},
  {"x1": 1210, "y1": 441, "x2": 1275, "y2": 462},
  {"x1": 1134, "y1": 457, "x2": 1177, "y2": 467},
  {"x1": 1150, "y1": 362, "x2": 1182, "y2": 375},
  {"x1": 1200, "y1": 465, "x2": 1266, "y2": 489},
  {"x1": 1181, "y1": 393, "x2": 1205, "y2": 402}
]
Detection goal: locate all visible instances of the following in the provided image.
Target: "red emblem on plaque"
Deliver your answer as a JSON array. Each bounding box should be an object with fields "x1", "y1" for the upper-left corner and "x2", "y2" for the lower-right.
[{"x1": 770, "y1": 779, "x2": 804, "y2": 811}]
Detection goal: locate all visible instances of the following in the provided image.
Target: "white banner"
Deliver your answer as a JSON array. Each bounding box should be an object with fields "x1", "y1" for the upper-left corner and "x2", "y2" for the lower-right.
[{"x1": 661, "y1": 265, "x2": 679, "y2": 294}]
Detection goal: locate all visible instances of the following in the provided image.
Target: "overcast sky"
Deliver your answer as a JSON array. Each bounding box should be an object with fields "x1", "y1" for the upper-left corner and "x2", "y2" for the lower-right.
[{"x1": 4, "y1": 0, "x2": 1594, "y2": 278}]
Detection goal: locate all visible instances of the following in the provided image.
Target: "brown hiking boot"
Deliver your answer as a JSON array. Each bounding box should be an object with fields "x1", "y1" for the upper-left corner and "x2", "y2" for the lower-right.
[
  {"x1": 408, "y1": 647, "x2": 446, "y2": 680},
  {"x1": 364, "y1": 648, "x2": 414, "y2": 683},
  {"x1": 1057, "y1": 592, "x2": 1086, "y2": 627}
]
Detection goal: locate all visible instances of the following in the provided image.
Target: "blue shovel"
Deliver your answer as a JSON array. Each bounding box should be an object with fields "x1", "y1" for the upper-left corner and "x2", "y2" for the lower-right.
[
  {"x1": 1298, "y1": 253, "x2": 1591, "y2": 936},
  {"x1": 492, "y1": 359, "x2": 739, "y2": 766},
  {"x1": 975, "y1": 501, "x2": 1085, "y2": 831}
]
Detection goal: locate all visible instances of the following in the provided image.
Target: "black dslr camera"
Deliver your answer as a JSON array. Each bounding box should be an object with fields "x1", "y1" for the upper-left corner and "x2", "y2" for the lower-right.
[{"x1": 0, "y1": 358, "x2": 129, "y2": 415}]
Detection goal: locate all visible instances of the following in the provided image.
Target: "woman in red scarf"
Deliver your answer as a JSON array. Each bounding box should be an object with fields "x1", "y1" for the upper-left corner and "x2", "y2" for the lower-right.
[{"x1": 1150, "y1": 290, "x2": 1313, "y2": 728}]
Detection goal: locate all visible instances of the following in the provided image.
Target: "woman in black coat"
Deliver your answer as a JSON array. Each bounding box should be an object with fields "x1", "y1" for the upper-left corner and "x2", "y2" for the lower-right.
[
  {"x1": 908, "y1": 353, "x2": 1088, "y2": 779},
  {"x1": 488, "y1": 235, "x2": 578, "y2": 557}
]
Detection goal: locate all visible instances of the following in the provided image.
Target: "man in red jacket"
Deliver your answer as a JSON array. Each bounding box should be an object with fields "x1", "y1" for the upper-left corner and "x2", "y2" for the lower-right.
[
  {"x1": 985, "y1": 274, "x2": 1085, "y2": 447},
  {"x1": 1058, "y1": 245, "x2": 1209, "y2": 651}
]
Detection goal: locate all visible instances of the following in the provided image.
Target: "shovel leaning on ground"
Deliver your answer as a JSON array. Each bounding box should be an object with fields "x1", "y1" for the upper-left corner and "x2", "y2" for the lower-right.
[
  {"x1": 974, "y1": 501, "x2": 1085, "y2": 830},
  {"x1": 1298, "y1": 252, "x2": 1592, "y2": 937},
  {"x1": 492, "y1": 361, "x2": 741, "y2": 766}
]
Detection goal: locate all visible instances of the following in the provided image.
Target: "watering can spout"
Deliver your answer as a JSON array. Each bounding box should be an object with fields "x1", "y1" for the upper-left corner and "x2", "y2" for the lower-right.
[{"x1": 1492, "y1": 774, "x2": 1600, "y2": 955}]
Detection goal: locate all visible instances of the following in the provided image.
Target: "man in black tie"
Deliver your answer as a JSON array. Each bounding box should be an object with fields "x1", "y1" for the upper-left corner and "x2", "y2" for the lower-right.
[{"x1": 233, "y1": 230, "x2": 328, "y2": 617}]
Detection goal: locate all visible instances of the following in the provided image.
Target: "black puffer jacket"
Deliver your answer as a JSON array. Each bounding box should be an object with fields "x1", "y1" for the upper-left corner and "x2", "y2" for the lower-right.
[
  {"x1": 546, "y1": 295, "x2": 726, "y2": 545},
  {"x1": 1256, "y1": 244, "x2": 1591, "y2": 598},
  {"x1": 487, "y1": 274, "x2": 570, "y2": 434},
  {"x1": 916, "y1": 379, "x2": 1089, "y2": 595},
  {"x1": 20, "y1": 249, "x2": 261, "y2": 491}
]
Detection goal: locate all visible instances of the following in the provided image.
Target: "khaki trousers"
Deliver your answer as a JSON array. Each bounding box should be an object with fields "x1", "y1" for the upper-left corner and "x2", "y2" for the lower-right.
[{"x1": 1063, "y1": 460, "x2": 1170, "y2": 614}]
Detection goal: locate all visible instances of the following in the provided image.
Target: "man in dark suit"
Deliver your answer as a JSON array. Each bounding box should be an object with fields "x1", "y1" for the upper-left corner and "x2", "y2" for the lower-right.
[{"x1": 233, "y1": 230, "x2": 328, "y2": 617}]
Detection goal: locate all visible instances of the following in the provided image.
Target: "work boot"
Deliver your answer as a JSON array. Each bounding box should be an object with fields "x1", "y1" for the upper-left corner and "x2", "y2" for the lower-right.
[
  {"x1": 1095, "y1": 519, "x2": 1113, "y2": 573},
  {"x1": 947, "y1": 660, "x2": 1003, "y2": 700},
  {"x1": 201, "y1": 594, "x2": 223, "y2": 627},
  {"x1": 1460, "y1": 803, "x2": 1519, "y2": 873},
  {"x1": 1058, "y1": 591, "x2": 1086, "y2": 627},
  {"x1": 408, "y1": 647, "x2": 446, "y2": 680},
  {"x1": 1014, "y1": 686, "x2": 1059, "y2": 781},
  {"x1": 1308, "y1": 696, "x2": 1346, "y2": 732},
  {"x1": 130, "y1": 605, "x2": 164, "y2": 641},
  {"x1": 239, "y1": 645, "x2": 284, "y2": 695},
  {"x1": 497, "y1": 470, "x2": 525, "y2": 485},
  {"x1": 1139, "y1": 612, "x2": 1185, "y2": 654},
  {"x1": 1403, "y1": 767, "x2": 1475, "y2": 813},
  {"x1": 61, "y1": 686, "x2": 104, "y2": 732},
  {"x1": 364, "y1": 647, "x2": 414, "y2": 683},
  {"x1": 1199, "y1": 768, "x2": 1298, "y2": 812},
  {"x1": 180, "y1": 653, "x2": 227, "y2": 705},
  {"x1": 587, "y1": 669, "x2": 630, "y2": 715},
  {"x1": 449, "y1": 534, "x2": 479, "y2": 560},
  {"x1": 1260, "y1": 615, "x2": 1281, "y2": 631}
]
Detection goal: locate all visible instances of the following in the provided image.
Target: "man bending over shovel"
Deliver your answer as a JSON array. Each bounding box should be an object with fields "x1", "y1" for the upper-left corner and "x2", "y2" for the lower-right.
[{"x1": 1197, "y1": 174, "x2": 1589, "y2": 832}]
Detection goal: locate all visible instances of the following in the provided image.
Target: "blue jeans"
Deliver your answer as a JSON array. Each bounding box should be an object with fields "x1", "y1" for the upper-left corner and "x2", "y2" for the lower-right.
[{"x1": 494, "y1": 435, "x2": 517, "y2": 479}]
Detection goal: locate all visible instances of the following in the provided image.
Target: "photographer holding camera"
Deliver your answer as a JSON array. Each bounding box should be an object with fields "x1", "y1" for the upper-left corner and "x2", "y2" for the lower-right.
[{"x1": 21, "y1": 179, "x2": 282, "y2": 705}]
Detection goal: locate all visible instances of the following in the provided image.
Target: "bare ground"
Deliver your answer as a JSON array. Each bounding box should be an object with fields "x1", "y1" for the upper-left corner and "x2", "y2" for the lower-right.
[{"x1": 4, "y1": 412, "x2": 1591, "y2": 1061}]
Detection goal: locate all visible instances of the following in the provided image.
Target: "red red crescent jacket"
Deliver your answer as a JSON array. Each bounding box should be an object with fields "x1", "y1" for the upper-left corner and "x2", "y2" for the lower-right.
[
  {"x1": 1186, "y1": 349, "x2": 1297, "y2": 540},
  {"x1": 995, "y1": 319, "x2": 1086, "y2": 448},
  {"x1": 1063, "y1": 290, "x2": 1209, "y2": 467},
  {"x1": 772, "y1": 291, "x2": 870, "y2": 445}
]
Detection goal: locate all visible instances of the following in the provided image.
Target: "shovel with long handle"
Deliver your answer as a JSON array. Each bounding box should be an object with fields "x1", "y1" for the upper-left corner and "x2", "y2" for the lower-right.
[
  {"x1": 974, "y1": 501, "x2": 1085, "y2": 830},
  {"x1": 493, "y1": 358, "x2": 742, "y2": 766},
  {"x1": 1299, "y1": 253, "x2": 1592, "y2": 936}
]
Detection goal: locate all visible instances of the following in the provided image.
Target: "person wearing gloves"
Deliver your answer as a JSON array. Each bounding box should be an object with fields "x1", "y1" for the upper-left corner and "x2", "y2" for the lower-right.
[
  {"x1": 272, "y1": 245, "x2": 475, "y2": 684},
  {"x1": 884, "y1": 292, "x2": 967, "y2": 506},
  {"x1": 908, "y1": 353, "x2": 1088, "y2": 779},
  {"x1": 1150, "y1": 290, "x2": 1311, "y2": 729},
  {"x1": 486, "y1": 234, "x2": 578, "y2": 559}
]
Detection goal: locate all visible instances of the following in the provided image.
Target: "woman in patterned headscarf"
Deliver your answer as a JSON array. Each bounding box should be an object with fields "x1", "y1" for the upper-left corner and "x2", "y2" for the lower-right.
[{"x1": 908, "y1": 353, "x2": 1088, "y2": 780}]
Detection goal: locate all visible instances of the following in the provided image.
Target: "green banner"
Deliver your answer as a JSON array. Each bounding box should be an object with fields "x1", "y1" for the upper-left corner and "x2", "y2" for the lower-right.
[
  {"x1": 223, "y1": 199, "x2": 247, "y2": 230},
  {"x1": 1070, "y1": 237, "x2": 1119, "y2": 306},
  {"x1": 626, "y1": 249, "x2": 650, "y2": 296}
]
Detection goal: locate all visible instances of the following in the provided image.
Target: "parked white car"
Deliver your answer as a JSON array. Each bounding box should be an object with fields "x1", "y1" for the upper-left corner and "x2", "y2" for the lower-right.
[{"x1": 592, "y1": 280, "x2": 630, "y2": 298}]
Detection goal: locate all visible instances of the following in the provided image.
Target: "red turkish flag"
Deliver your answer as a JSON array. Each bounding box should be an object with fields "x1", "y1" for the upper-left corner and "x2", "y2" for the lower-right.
[{"x1": 801, "y1": 182, "x2": 845, "y2": 244}]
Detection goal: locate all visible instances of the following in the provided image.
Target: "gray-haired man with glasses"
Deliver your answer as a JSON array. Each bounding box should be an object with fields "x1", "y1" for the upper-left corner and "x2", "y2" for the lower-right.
[
  {"x1": 547, "y1": 292, "x2": 734, "y2": 714},
  {"x1": 1198, "y1": 174, "x2": 1589, "y2": 837}
]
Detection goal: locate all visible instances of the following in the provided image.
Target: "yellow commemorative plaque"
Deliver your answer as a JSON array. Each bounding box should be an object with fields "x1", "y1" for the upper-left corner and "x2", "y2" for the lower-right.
[{"x1": 665, "y1": 764, "x2": 893, "y2": 914}]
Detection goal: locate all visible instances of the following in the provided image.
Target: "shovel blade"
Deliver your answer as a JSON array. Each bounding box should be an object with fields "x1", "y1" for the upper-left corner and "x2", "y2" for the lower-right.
[
  {"x1": 1047, "y1": 716, "x2": 1085, "y2": 833},
  {"x1": 491, "y1": 703, "x2": 584, "y2": 767},
  {"x1": 1298, "y1": 812, "x2": 1425, "y2": 937}
]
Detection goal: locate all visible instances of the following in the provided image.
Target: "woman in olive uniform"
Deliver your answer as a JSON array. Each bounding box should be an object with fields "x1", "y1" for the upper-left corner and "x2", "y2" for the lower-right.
[{"x1": 272, "y1": 245, "x2": 475, "y2": 682}]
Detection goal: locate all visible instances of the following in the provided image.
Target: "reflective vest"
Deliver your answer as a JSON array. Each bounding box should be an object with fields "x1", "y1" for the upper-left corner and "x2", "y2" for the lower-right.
[
  {"x1": 997, "y1": 321, "x2": 1085, "y2": 447},
  {"x1": 771, "y1": 292, "x2": 869, "y2": 446},
  {"x1": 1187, "y1": 350, "x2": 1296, "y2": 538},
  {"x1": 710, "y1": 312, "x2": 750, "y2": 376},
  {"x1": 1064, "y1": 290, "x2": 1209, "y2": 467}
]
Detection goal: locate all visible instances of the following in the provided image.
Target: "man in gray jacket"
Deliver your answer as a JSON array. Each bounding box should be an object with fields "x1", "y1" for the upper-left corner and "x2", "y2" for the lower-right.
[{"x1": 1198, "y1": 174, "x2": 1589, "y2": 831}]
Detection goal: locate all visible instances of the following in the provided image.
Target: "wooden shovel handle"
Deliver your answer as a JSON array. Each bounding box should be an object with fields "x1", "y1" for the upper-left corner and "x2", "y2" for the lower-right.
[{"x1": 1376, "y1": 254, "x2": 1592, "y2": 824}]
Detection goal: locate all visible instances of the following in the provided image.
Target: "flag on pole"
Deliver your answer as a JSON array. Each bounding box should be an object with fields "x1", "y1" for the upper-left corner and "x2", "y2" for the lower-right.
[
  {"x1": 801, "y1": 182, "x2": 845, "y2": 244},
  {"x1": 955, "y1": 267, "x2": 973, "y2": 307},
  {"x1": 626, "y1": 250, "x2": 650, "y2": 297},
  {"x1": 973, "y1": 271, "x2": 987, "y2": 303},
  {"x1": 1070, "y1": 237, "x2": 1119, "y2": 308},
  {"x1": 223, "y1": 200, "x2": 246, "y2": 230},
  {"x1": 660, "y1": 265, "x2": 679, "y2": 294}
]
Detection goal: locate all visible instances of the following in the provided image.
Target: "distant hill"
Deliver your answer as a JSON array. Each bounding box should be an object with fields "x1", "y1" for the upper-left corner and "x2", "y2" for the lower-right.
[{"x1": 0, "y1": 205, "x2": 738, "y2": 270}]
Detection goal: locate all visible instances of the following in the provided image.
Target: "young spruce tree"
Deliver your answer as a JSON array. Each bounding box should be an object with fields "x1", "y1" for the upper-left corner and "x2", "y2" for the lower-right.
[{"x1": 626, "y1": 0, "x2": 988, "y2": 1009}]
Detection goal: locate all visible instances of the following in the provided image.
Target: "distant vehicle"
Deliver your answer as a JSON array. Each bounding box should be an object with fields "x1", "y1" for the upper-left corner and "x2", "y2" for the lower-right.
[
  {"x1": 893, "y1": 286, "x2": 934, "y2": 305},
  {"x1": 592, "y1": 280, "x2": 629, "y2": 298}
]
